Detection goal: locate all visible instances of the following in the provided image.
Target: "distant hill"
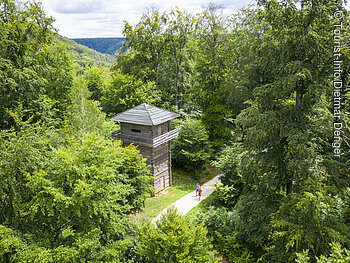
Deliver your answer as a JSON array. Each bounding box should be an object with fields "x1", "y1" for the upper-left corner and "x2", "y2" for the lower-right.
[
  {"x1": 71, "y1": 38, "x2": 125, "y2": 55},
  {"x1": 57, "y1": 35, "x2": 115, "y2": 67}
]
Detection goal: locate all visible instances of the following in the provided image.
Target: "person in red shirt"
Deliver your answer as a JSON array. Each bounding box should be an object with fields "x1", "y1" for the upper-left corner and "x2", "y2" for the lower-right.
[{"x1": 198, "y1": 187, "x2": 202, "y2": 201}]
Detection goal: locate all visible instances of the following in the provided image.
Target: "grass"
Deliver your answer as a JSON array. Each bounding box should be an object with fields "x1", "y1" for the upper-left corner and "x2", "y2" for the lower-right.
[{"x1": 131, "y1": 165, "x2": 218, "y2": 220}]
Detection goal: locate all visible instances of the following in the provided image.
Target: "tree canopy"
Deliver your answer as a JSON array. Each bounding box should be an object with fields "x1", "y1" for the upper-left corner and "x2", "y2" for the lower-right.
[{"x1": 0, "y1": 0, "x2": 349, "y2": 262}]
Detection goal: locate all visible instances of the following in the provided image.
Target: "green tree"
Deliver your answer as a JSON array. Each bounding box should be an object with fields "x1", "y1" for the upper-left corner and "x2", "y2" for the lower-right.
[
  {"x1": 212, "y1": 144, "x2": 245, "y2": 208},
  {"x1": 132, "y1": 207, "x2": 221, "y2": 263},
  {"x1": 266, "y1": 177, "x2": 344, "y2": 262},
  {"x1": 172, "y1": 118, "x2": 211, "y2": 172},
  {"x1": 161, "y1": 9, "x2": 195, "y2": 108},
  {"x1": 0, "y1": 0, "x2": 73, "y2": 129},
  {"x1": 115, "y1": 8, "x2": 196, "y2": 110},
  {"x1": 84, "y1": 66, "x2": 110, "y2": 101},
  {"x1": 317, "y1": 243, "x2": 350, "y2": 263},
  {"x1": 195, "y1": 207, "x2": 255, "y2": 263},
  {"x1": 194, "y1": 4, "x2": 236, "y2": 149},
  {"x1": 67, "y1": 75, "x2": 107, "y2": 141},
  {"x1": 117, "y1": 9, "x2": 167, "y2": 86},
  {"x1": 101, "y1": 73, "x2": 160, "y2": 116},
  {"x1": 232, "y1": 0, "x2": 350, "y2": 261},
  {"x1": 0, "y1": 113, "x2": 152, "y2": 262}
]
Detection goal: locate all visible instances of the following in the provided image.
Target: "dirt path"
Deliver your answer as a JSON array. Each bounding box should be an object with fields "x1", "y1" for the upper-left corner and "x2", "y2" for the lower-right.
[{"x1": 153, "y1": 174, "x2": 222, "y2": 222}]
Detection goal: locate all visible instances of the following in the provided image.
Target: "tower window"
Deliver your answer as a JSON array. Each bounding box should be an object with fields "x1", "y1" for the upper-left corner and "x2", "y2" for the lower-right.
[{"x1": 131, "y1": 129, "x2": 141, "y2": 133}]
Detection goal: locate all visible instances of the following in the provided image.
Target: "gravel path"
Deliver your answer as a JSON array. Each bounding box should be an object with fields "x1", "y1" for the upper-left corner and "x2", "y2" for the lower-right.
[{"x1": 153, "y1": 175, "x2": 222, "y2": 222}]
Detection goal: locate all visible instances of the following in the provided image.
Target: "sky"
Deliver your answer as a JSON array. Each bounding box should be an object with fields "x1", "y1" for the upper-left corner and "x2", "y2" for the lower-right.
[
  {"x1": 38, "y1": 0, "x2": 254, "y2": 38},
  {"x1": 38, "y1": 0, "x2": 350, "y2": 39}
]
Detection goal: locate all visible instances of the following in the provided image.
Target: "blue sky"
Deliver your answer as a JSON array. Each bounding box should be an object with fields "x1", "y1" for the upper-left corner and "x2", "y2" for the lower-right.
[
  {"x1": 38, "y1": 0, "x2": 254, "y2": 38},
  {"x1": 38, "y1": 0, "x2": 349, "y2": 38}
]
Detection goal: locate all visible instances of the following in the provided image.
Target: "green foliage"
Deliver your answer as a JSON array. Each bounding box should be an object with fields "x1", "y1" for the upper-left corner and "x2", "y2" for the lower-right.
[
  {"x1": 84, "y1": 66, "x2": 110, "y2": 101},
  {"x1": 115, "y1": 8, "x2": 197, "y2": 111},
  {"x1": 101, "y1": 73, "x2": 160, "y2": 116},
  {"x1": 234, "y1": 192, "x2": 279, "y2": 252},
  {"x1": 210, "y1": 185, "x2": 239, "y2": 209},
  {"x1": 115, "y1": 5, "x2": 249, "y2": 146},
  {"x1": 212, "y1": 144, "x2": 245, "y2": 207},
  {"x1": 295, "y1": 243, "x2": 350, "y2": 263},
  {"x1": 66, "y1": 75, "x2": 109, "y2": 140},
  {"x1": 266, "y1": 178, "x2": 344, "y2": 262},
  {"x1": 296, "y1": 250, "x2": 310, "y2": 263},
  {"x1": 224, "y1": 1, "x2": 350, "y2": 260},
  {"x1": 317, "y1": 243, "x2": 350, "y2": 263},
  {"x1": 195, "y1": 207, "x2": 255, "y2": 263},
  {"x1": 117, "y1": 10, "x2": 168, "y2": 85},
  {"x1": 193, "y1": 4, "x2": 237, "y2": 149},
  {"x1": 57, "y1": 35, "x2": 114, "y2": 68},
  {"x1": 0, "y1": 110, "x2": 50, "y2": 228},
  {"x1": 172, "y1": 118, "x2": 211, "y2": 172},
  {"x1": 0, "y1": 0, "x2": 73, "y2": 129},
  {"x1": 0, "y1": 114, "x2": 152, "y2": 261},
  {"x1": 132, "y1": 207, "x2": 221, "y2": 263},
  {"x1": 1, "y1": 0, "x2": 349, "y2": 262}
]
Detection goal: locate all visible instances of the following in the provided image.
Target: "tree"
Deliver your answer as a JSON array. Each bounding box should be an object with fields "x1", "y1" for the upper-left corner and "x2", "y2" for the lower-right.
[
  {"x1": 84, "y1": 66, "x2": 110, "y2": 102},
  {"x1": 115, "y1": 8, "x2": 197, "y2": 111},
  {"x1": 0, "y1": 113, "x2": 152, "y2": 262},
  {"x1": 317, "y1": 243, "x2": 350, "y2": 263},
  {"x1": 132, "y1": 207, "x2": 221, "y2": 263},
  {"x1": 199, "y1": 0, "x2": 350, "y2": 261},
  {"x1": 101, "y1": 73, "x2": 160, "y2": 117},
  {"x1": 172, "y1": 118, "x2": 211, "y2": 172},
  {"x1": 232, "y1": 0, "x2": 350, "y2": 260},
  {"x1": 0, "y1": 0, "x2": 73, "y2": 129},
  {"x1": 194, "y1": 4, "x2": 236, "y2": 149},
  {"x1": 195, "y1": 207, "x2": 255, "y2": 263},
  {"x1": 161, "y1": 9, "x2": 195, "y2": 108},
  {"x1": 67, "y1": 75, "x2": 108, "y2": 141},
  {"x1": 116, "y1": 9, "x2": 168, "y2": 86},
  {"x1": 212, "y1": 144, "x2": 245, "y2": 208}
]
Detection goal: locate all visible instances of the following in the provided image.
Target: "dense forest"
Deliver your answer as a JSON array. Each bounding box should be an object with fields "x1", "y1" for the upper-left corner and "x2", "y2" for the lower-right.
[
  {"x1": 72, "y1": 38, "x2": 125, "y2": 55},
  {"x1": 0, "y1": 0, "x2": 349, "y2": 262},
  {"x1": 59, "y1": 36, "x2": 115, "y2": 66}
]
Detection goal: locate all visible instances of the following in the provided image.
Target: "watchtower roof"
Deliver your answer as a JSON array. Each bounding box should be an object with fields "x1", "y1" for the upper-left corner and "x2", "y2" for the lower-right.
[{"x1": 110, "y1": 103, "x2": 180, "y2": 126}]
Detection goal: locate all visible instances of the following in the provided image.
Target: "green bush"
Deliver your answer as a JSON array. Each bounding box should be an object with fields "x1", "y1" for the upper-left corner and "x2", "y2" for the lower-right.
[
  {"x1": 132, "y1": 207, "x2": 221, "y2": 263},
  {"x1": 211, "y1": 184, "x2": 240, "y2": 209},
  {"x1": 172, "y1": 118, "x2": 212, "y2": 172},
  {"x1": 209, "y1": 144, "x2": 246, "y2": 208}
]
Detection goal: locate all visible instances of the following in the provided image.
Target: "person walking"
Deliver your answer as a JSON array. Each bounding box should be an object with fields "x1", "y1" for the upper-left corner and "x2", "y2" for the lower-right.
[
  {"x1": 198, "y1": 187, "x2": 202, "y2": 201},
  {"x1": 195, "y1": 183, "x2": 200, "y2": 196}
]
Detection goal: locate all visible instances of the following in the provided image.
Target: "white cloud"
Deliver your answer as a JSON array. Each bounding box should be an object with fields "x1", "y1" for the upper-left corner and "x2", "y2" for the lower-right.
[
  {"x1": 38, "y1": 0, "x2": 349, "y2": 38},
  {"x1": 38, "y1": 0, "x2": 252, "y2": 38}
]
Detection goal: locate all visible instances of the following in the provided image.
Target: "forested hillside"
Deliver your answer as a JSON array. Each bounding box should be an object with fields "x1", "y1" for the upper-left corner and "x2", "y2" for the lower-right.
[
  {"x1": 72, "y1": 38, "x2": 124, "y2": 55},
  {"x1": 0, "y1": 0, "x2": 349, "y2": 262},
  {"x1": 58, "y1": 35, "x2": 115, "y2": 67}
]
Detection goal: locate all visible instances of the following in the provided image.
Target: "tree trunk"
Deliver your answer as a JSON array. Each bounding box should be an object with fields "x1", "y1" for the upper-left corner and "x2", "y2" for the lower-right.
[
  {"x1": 172, "y1": 41, "x2": 180, "y2": 107},
  {"x1": 286, "y1": 178, "x2": 292, "y2": 195},
  {"x1": 296, "y1": 91, "x2": 303, "y2": 110}
]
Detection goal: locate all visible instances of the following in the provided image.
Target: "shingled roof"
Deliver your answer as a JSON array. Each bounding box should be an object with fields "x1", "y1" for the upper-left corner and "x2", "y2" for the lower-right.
[{"x1": 110, "y1": 103, "x2": 180, "y2": 126}]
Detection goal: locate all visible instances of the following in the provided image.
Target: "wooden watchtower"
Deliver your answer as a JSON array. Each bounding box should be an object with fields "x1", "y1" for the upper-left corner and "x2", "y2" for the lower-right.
[{"x1": 110, "y1": 103, "x2": 180, "y2": 191}]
